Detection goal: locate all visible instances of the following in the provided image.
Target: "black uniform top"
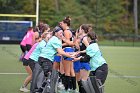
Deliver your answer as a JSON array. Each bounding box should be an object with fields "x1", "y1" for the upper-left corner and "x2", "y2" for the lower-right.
[
  {"x1": 80, "y1": 35, "x2": 87, "y2": 56},
  {"x1": 62, "y1": 29, "x2": 73, "y2": 48},
  {"x1": 80, "y1": 40, "x2": 96, "y2": 62}
]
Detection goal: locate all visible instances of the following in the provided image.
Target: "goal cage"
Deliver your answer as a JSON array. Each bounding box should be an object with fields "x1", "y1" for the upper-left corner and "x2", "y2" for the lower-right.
[
  {"x1": 0, "y1": 20, "x2": 33, "y2": 42},
  {"x1": 0, "y1": 0, "x2": 39, "y2": 44}
]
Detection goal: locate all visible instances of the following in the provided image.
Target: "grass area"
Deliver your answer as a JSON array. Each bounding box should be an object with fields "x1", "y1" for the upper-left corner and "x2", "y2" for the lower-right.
[
  {"x1": 100, "y1": 46, "x2": 140, "y2": 93},
  {"x1": 0, "y1": 44, "x2": 140, "y2": 93},
  {"x1": 0, "y1": 44, "x2": 25, "y2": 93},
  {"x1": 98, "y1": 40, "x2": 140, "y2": 47}
]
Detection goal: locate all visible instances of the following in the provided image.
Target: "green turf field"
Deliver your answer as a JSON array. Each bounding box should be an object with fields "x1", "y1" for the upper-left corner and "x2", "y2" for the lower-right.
[
  {"x1": 98, "y1": 40, "x2": 140, "y2": 47},
  {"x1": 0, "y1": 44, "x2": 140, "y2": 93}
]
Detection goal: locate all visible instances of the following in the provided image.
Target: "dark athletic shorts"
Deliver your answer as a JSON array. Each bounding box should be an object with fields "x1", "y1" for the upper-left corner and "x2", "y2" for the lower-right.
[
  {"x1": 26, "y1": 44, "x2": 32, "y2": 51},
  {"x1": 28, "y1": 58, "x2": 36, "y2": 71},
  {"x1": 20, "y1": 45, "x2": 27, "y2": 53},
  {"x1": 89, "y1": 63, "x2": 108, "y2": 84},
  {"x1": 22, "y1": 58, "x2": 29, "y2": 66}
]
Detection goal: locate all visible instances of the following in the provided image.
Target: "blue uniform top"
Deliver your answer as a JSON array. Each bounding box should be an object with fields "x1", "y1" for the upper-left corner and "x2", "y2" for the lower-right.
[
  {"x1": 39, "y1": 36, "x2": 62, "y2": 61},
  {"x1": 86, "y1": 43, "x2": 106, "y2": 71},
  {"x1": 30, "y1": 40, "x2": 47, "y2": 62}
]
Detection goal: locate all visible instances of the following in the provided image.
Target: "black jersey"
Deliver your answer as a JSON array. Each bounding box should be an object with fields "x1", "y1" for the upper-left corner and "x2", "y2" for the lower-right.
[
  {"x1": 62, "y1": 29, "x2": 73, "y2": 48},
  {"x1": 80, "y1": 35, "x2": 87, "y2": 56}
]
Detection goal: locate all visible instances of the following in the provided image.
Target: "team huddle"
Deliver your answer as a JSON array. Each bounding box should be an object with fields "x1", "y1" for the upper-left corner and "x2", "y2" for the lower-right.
[{"x1": 19, "y1": 16, "x2": 108, "y2": 93}]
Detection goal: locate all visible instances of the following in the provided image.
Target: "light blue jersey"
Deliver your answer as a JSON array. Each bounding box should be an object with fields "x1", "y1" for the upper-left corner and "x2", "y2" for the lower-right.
[
  {"x1": 30, "y1": 40, "x2": 47, "y2": 62},
  {"x1": 86, "y1": 43, "x2": 106, "y2": 71},
  {"x1": 39, "y1": 36, "x2": 62, "y2": 61}
]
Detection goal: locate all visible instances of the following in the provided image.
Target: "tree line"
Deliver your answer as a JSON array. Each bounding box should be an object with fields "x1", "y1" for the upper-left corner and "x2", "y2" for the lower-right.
[{"x1": 0, "y1": 0, "x2": 139, "y2": 35}]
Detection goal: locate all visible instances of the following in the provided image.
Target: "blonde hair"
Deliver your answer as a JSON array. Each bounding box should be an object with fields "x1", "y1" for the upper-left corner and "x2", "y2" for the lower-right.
[{"x1": 41, "y1": 32, "x2": 50, "y2": 39}]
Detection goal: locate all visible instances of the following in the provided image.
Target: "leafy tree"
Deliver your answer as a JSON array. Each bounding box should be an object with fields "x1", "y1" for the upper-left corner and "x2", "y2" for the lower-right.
[{"x1": 0, "y1": 0, "x2": 139, "y2": 34}]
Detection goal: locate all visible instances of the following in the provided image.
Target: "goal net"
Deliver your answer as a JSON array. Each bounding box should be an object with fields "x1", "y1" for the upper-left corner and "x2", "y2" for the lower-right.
[{"x1": 0, "y1": 20, "x2": 33, "y2": 41}]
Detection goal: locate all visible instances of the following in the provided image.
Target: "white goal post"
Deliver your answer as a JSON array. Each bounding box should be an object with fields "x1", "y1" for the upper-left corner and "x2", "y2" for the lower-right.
[{"x1": 0, "y1": 0, "x2": 39, "y2": 26}]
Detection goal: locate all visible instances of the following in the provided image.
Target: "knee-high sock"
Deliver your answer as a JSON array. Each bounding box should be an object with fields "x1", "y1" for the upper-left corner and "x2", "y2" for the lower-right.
[
  {"x1": 71, "y1": 77, "x2": 76, "y2": 90},
  {"x1": 69, "y1": 77, "x2": 72, "y2": 89},
  {"x1": 59, "y1": 73, "x2": 65, "y2": 85},
  {"x1": 65, "y1": 76, "x2": 71, "y2": 90}
]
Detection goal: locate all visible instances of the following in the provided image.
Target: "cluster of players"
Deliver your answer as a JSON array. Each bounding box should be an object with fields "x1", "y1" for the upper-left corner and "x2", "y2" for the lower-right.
[{"x1": 19, "y1": 16, "x2": 108, "y2": 93}]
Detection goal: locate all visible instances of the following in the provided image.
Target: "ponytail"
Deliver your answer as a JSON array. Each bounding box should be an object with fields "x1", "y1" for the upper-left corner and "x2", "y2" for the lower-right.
[{"x1": 63, "y1": 16, "x2": 71, "y2": 26}]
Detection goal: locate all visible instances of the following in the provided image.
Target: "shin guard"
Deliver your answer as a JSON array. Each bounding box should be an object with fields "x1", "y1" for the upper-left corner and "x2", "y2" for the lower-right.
[
  {"x1": 78, "y1": 81, "x2": 86, "y2": 93},
  {"x1": 90, "y1": 76, "x2": 104, "y2": 93},
  {"x1": 81, "y1": 80, "x2": 91, "y2": 93},
  {"x1": 42, "y1": 73, "x2": 51, "y2": 93},
  {"x1": 87, "y1": 77, "x2": 95, "y2": 93},
  {"x1": 50, "y1": 69, "x2": 59, "y2": 93}
]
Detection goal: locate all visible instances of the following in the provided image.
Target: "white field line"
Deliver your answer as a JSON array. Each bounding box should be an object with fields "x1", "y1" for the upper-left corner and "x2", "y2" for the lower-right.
[
  {"x1": 0, "y1": 73, "x2": 27, "y2": 75},
  {"x1": 0, "y1": 73, "x2": 140, "y2": 78},
  {"x1": 108, "y1": 75, "x2": 140, "y2": 78}
]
